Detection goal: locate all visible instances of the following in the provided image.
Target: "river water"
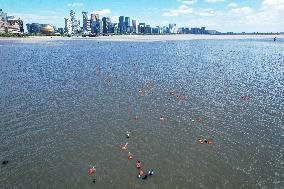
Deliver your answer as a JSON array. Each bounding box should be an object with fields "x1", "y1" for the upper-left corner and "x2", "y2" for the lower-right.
[{"x1": 0, "y1": 38, "x2": 283, "y2": 189}]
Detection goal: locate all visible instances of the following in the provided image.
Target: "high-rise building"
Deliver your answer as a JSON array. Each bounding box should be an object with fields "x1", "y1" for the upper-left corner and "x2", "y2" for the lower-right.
[
  {"x1": 125, "y1": 17, "x2": 130, "y2": 33},
  {"x1": 6, "y1": 16, "x2": 24, "y2": 33},
  {"x1": 112, "y1": 23, "x2": 118, "y2": 33},
  {"x1": 119, "y1": 16, "x2": 125, "y2": 33},
  {"x1": 102, "y1": 17, "x2": 111, "y2": 34},
  {"x1": 0, "y1": 9, "x2": 8, "y2": 33},
  {"x1": 169, "y1": 23, "x2": 177, "y2": 33},
  {"x1": 152, "y1": 26, "x2": 161, "y2": 34},
  {"x1": 201, "y1": 27, "x2": 206, "y2": 34},
  {"x1": 184, "y1": 27, "x2": 190, "y2": 34},
  {"x1": 64, "y1": 18, "x2": 72, "y2": 34},
  {"x1": 139, "y1": 23, "x2": 145, "y2": 33},
  {"x1": 57, "y1": 28, "x2": 64, "y2": 34},
  {"x1": 90, "y1": 14, "x2": 100, "y2": 34},
  {"x1": 69, "y1": 10, "x2": 80, "y2": 33},
  {"x1": 0, "y1": 9, "x2": 23, "y2": 33},
  {"x1": 132, "y1": 20, "x2": 139, "y2": 33},
  {"x1": 145, "y1": 25, "x2": 151, "y2": 34},
  {"x1": 82, "y1": 11, "x2": 89, "y2": 33},
  {"x1": 190, "y1": 28, "x2": 201, "y2": 34}
]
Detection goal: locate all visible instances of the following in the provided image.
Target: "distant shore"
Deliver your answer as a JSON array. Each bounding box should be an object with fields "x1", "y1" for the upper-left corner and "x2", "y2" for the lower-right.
[{"x1": 0, "y1": 34, "x2": 283, "y2": 42}]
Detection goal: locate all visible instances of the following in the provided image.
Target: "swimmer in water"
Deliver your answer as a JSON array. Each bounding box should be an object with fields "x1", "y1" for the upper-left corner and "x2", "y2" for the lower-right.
[
  {"x1": 128, "y1": 152, "x2": 133, "y2": 160},
  {"x1": 160, "y1": 116, "x2": 166, "y2": 123},
  {"x1": 133, "y1": 115, "x2": 140, "y2": 121},
  {"x1": 198, "y1": 137, "x2": 204, "y2": 144},
  {"x1": 126, "y1": 131, "x2": 130, "y2": 138},
  {"x1": 148, "y1": 169, "x2": 155, "y2": 176},
  {"x1": 2, "y1": 160, "x2": 9, "y2": 165},
  {"x1": 121, "y1": 142, "x2": 128, "y2": 151},
  {"x1": 136, "y1": 160, "x2": 141, "y2": 169}
]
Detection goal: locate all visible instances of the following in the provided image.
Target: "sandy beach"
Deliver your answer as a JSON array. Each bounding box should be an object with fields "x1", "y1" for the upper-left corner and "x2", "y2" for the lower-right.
[{"x1": 0, "y1": 34, "x2": 283, "y2": 42}]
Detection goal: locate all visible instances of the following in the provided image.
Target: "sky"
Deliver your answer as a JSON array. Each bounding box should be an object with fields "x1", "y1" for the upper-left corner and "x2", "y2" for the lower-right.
[{"x1": 0, "y1": 0, "x2": 284, "y2": 32}]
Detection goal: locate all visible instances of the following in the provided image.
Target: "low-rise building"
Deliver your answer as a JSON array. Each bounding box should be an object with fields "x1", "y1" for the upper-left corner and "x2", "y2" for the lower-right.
[{"x1": 0, "y1": 9, "x2": 23, "y2": 33}]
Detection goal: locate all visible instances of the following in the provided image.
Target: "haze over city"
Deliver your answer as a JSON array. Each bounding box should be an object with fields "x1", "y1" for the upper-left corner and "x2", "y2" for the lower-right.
[{"x1": 0, "y1": 0, "x2": 283, "y2": 33}]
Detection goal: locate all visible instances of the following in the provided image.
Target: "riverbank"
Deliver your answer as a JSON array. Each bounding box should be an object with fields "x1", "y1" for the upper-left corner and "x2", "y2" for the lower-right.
[{"x1": 0, "y1": 34, "x2": 283, "y2": 42}]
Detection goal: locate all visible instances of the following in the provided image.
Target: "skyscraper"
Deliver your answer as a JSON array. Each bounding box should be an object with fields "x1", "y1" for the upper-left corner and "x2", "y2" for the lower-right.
[
  {"x1": 201, "y1": 27, "x2": 206, "y2": 34},
  {"x1": 139, "y1": 23, "x2": 145, "y2": 33},
  {"x1": 132, "y1": 20, "x2": 139, "y2": 33},
  {"x1": 91, "y1": 14, "x2": 100, "y2": 34},
  {"x1": 70, "y1": 10, "x2": 80, "y2": 33},
  {"x1": 125, "y1": 17, "x2": 130, "y2": 33},
  {"x1": 0, "y1": 9, "x2": 8, "y2": 33},
  {"x1": 64, "y1": 18, "x2": 72, "y2": 34},
  {"x1": 82, "y1": 11, "x2": 89, "y2": 33},
  {"x1": 119, "y1": 16, "x2": 125, "y2": 33},
  {"x1": 145, "y1": 25, "x2": 151, "y2": 34},
  {"x1": 1, "y1": 9, "x2": 23, "y2": 33},
  {"x1": 102, "y1": 17, "x2": 110, "y2": 34},
  {"x1": 169, "y1": 24, "x2": 177, "y2": 33},
  {"x1": 6, "y1": 16, "x2": 24, "y2": 33}
]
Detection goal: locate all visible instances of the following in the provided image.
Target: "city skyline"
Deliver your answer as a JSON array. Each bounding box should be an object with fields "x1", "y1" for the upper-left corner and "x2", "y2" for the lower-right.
[{"x1": 0, "y1": 0, "x2": 284, "y2": 33}]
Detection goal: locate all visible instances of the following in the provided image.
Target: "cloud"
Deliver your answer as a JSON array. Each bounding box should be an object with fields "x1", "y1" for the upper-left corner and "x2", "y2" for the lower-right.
[
  {"x1": 10, "y1": 13, "x2": 63, "y2": 22},
  {"x1": 205, "y1": 0, "x2": 225, "y2": 3},
  {"x1": 241, "y1": 0, "x2": 284, "y2": 31},
  {"x1": 91, "y1": 9, "x2": 111, "y2": 16},
  {"x1": 67, "y1": 2, "x2": 84, "y2": 7},
  {"x1": 229, "y1": 7, "x2": 254, "y2": 15},
  {"x1": 162, "y1": 5, "x2": 193, "y2": 16},
  {"x1": 177, "y1": 0, "x2": 197, "y2": 5},
  {"x1": 227, "y1": 3, "x2": 238, "y2": 7},
  {"x1": 197, "y1": 8, "x2": 222, "y2": 17},
  {"x1": 262, "y1": 0, "x2": 284, "y2": 6}
]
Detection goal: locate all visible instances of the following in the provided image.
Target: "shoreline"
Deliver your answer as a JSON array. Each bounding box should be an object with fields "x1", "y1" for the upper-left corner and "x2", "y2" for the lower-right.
[{"x1": 0, "y1": 34, "x2": 282, "y2": 42}]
